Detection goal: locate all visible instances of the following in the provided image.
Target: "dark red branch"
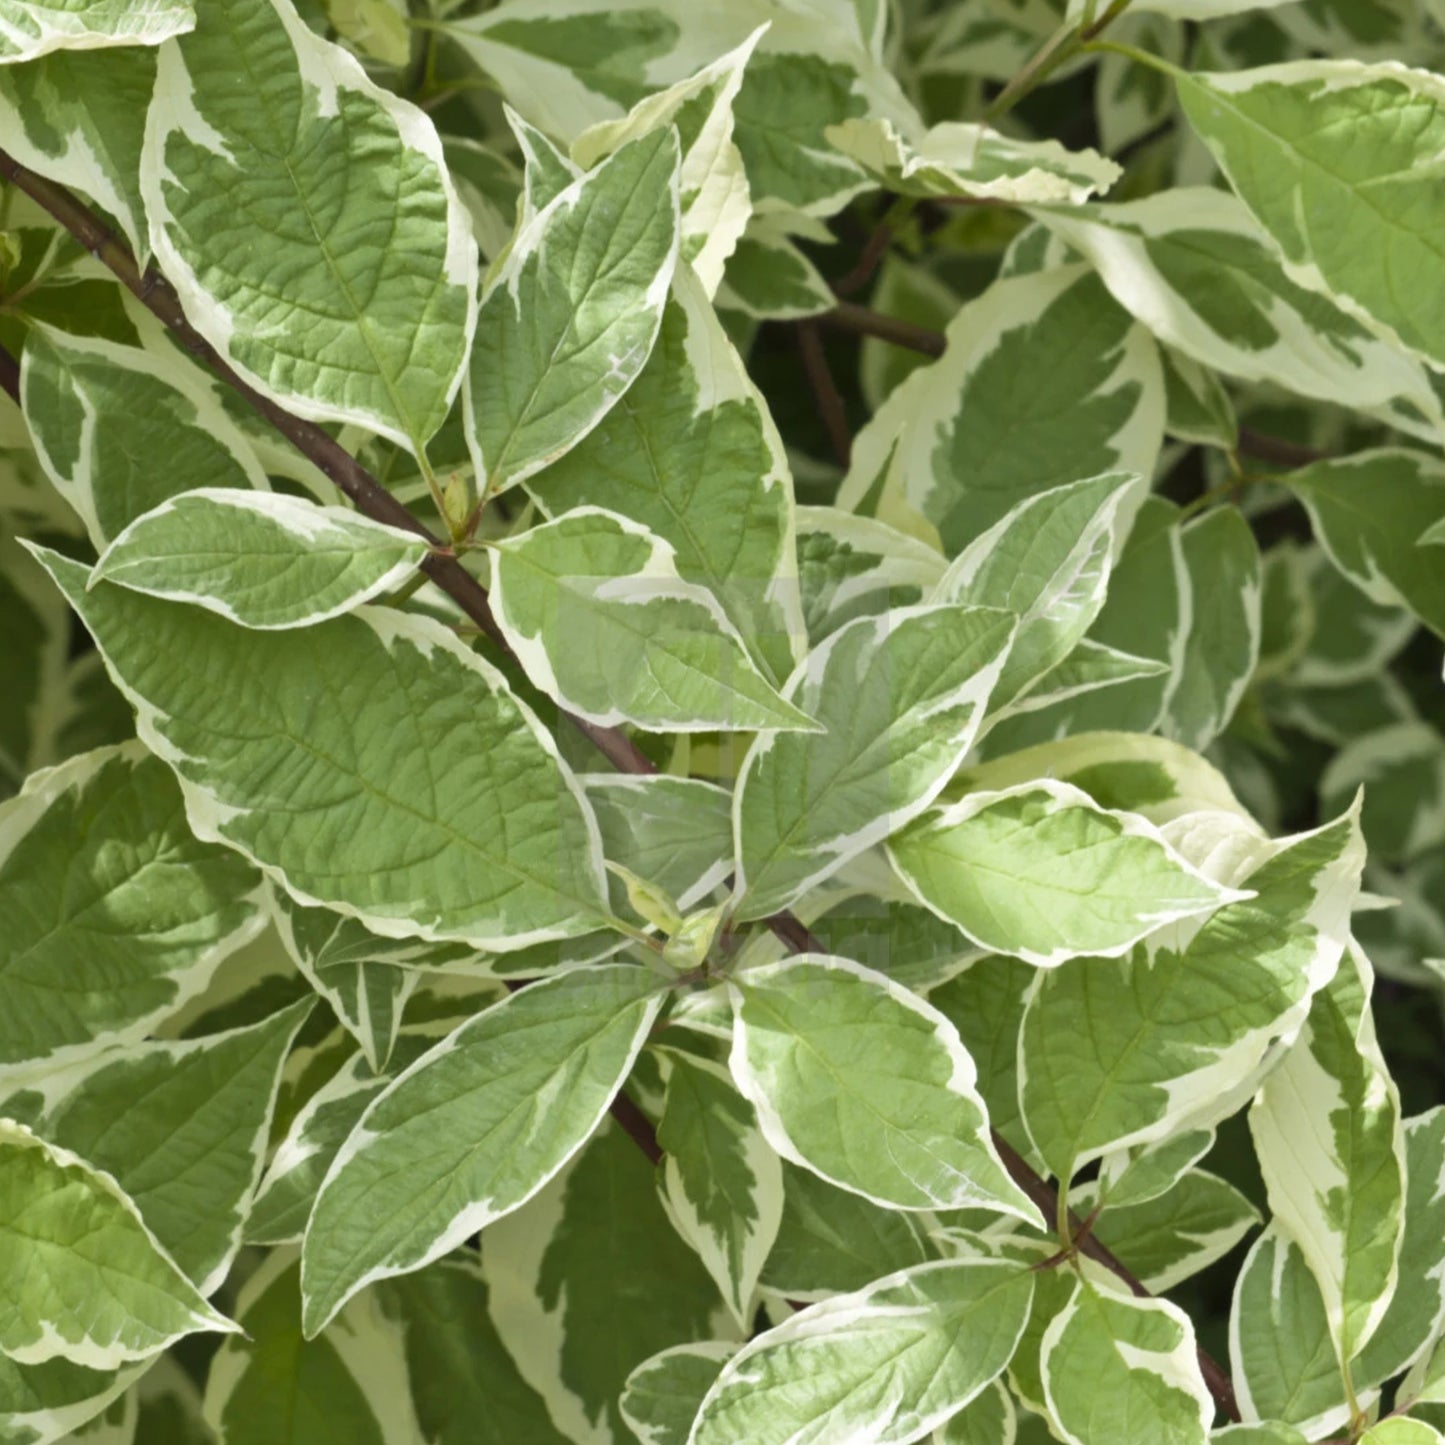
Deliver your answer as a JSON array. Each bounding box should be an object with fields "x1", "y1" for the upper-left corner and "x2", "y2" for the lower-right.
[{"x1": 796, "y1": 321, "x2": 852, "y2": 469}]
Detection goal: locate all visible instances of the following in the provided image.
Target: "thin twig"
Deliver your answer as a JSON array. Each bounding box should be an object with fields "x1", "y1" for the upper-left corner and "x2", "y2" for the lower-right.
[
  {"x1": 796, "y1": 322, "x2": 852, "y2": 469},
  {"x1": 822, "y1": 300, "x2": 946, "y2": 357},
  {"x1": 1236, "y1": 426, "x2": 1327, "y2": 469},
  {"x1": 6, "y1": 155, "x2": 1240, "y2": 1421}
]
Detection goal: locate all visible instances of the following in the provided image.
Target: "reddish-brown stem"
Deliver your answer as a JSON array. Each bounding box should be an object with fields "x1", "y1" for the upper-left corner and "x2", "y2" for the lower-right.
[
  {"x1": 1235, "y1": 426, "x2": 1328, "y2": 470},
  {"x1": 6, "y1": 156, "x2": 1241, "y2": 1423},
  {"x1": 833, "y1": 218, "x2": 896, "y2": 297},
  {"x1": 796, "y1": 321, "x2": 852, "y2": 469}
]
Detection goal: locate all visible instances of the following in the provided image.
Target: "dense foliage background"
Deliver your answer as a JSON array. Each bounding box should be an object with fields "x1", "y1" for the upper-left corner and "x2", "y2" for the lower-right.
[{"x1": 0, "y1": 0, "x2": 1444, "y2": 1442}]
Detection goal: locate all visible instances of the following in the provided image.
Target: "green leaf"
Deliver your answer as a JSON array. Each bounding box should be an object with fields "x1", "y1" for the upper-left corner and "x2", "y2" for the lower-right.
[
  {"x1": 269, "y1": 892, "x2": 472, "y2": 1073},
  {"x1": 30, "y1": 548, "x2": 612, "y2": 953},
  {"x1": 1161, "y1": 347, "x2": 1237, "y2": 450},
  {"x1": 691, "y1": 1258, "x2": 1035, "y2": 1445},
  {"x1": 759, "y1": 1159, "x2": 937, "y2": 1300},
  {"x1": 1229, "y1": 1226, "x2": 1351, "y2": 1436},
  {"x1": 933, "y1": 1379, "x2": 1016, "y2": 1445},
  {"x1": 246, "y1": 1039, "x2": 431, "y2": 1246},
  {"x1": 1041, "y1": 1277, "x2": 1211, "y2": 1445},
  {"x1": 301, "y1": 963, "x2": 665, "y2": 1335},
  {"x1": 0, "y1": 1354, "x2": 144, "y2": 1445},
  {"x1": 3, "y1": 998, "x2": 311, "y2": 1292},
  {"x1": 1251, "y1": 946, "x2": 1405, "y2": 1363},
  {"x1": 480, "y1": 1121, "x2": 727, "y2": 1443},
  {"x1": 490, "y1": 507, "x2": 814, "y2": 732},
  {"x1": 1212, "y1": 1427, "x2": 1308, "y2": 1445},
  {"x1": 0, "y1": 0, "x2": 191, "y2": 61},
  {"x1": 1285, "y1": 450, "x2": 1445, "y2": 639},
  {"x1": 375, "y1": 1254, "x2": 572, "y2": 1445},
  {"x1": 0, "y1": 1121, "x2": 236, "y2": 1368},
  {"x1": 1356, "y1": 1108, "x2": 1445, "y2": 1391},
  {"x1": 467, "y1": 129, "x2": 680, "y2": 493},
  {"x1": 795, "y1": 506, "x2": 946, "y2": 646},
  {"x1": 733, "y1": 603, "x2": 1016, "y2": 920},
  {"x1": 839, "y1": 264, "x2": 1164, "y2": 553},
  {"x1": 140, "y1": 0, "x2": 476, "y2": 450},
  {"x1": 933, "y1": 472, "x2": 1143, "y2": 711},
  {"x1": 890, "y1": 780, "x2": 1237, "y2": 967},
  {"x1": 1020, "y1": 807, "x2": 1365, "y2": 1179},
  {"x1": 1039, "y1": 188, "x2": 1444, "y2": 438},
  {"x1": 804, "y1": 895, "x2": 979, "y2": 995},
  {"x1": 1361, "y1": 1422, "x2": 1445, "y2": 1445},
  {"x1": 571, "y1": 30, "x2": 759, "y2": 296},
  {"x1": 0, "y1": 47, "x2": 154, "y2": 257},
  {"x1": 92, "y1": 488, "x2": 428, "y2": 629},
  {"x1": 655, "y1": 1048, "x2": 783, "y2": 1329},
  {"x1": 0, "y1": 743, "x2": 263, "y2": 1077},
  {"x1": 1083, "y1": 1168, "x2": 1260, "y2": 1292},
  {"x1": 930, "y1": 958, "x2": 1037, "y2": 1163},
  {"x1": 201, "y1": 1253, "x2": 417, "y2": 1445},
  {"x1": 729, "y1": 956, "x2": 1038, "y2": 1220},
  {"x1": 1291, "y1": 545, "x2": 1416, "y2": 690},
  {"x1": 621, "y1": 1342, "x2": 733, "y2": 1445},
  {"x1": 584, "y1": 774, "x2": 733, "y2": 913},
  {"x1": 715, "y1": 217, "x2": 834, "y2": 321},
  {"x1": 20, "y1": 328, "x2": 270, "y2": 550},
  {"x1": 527, "y1": 264, "x2": 804, "y2": 687},
  {"x1": 1162, "y1": 507, "x2": 1262, "y2": 752},
  {"x1": 1177, "y1": 60, "x2": 1445, "y2": 371},
  {"x1": 829, "y1": 115, "x2": 1119, "y2": 203}
]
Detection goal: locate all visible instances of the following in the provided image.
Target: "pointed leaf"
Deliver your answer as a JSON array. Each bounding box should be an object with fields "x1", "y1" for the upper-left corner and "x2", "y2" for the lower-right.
[
  {"x1": 1021, "y1": 808, "x2": 1365, "y2": 1178},
  {"x1": 1356, "y1": 1108, "x2": 1445, "y2": 1390},
  {"x1": 839, "y1": 264, "x2": 1163, "y2": 553},
  {"x1": 891, "y1": 780, "x2": 1239, "y2": 967},
  {"x1": 1229, "y1": 1226, "x2": 1352, "y2": 1437},
  {"x1": 141, "y1": 0, "x2": 476, "y2": 448},
  {"x1": 1039, "y1": 188, "x2": 1443, "y2": 438},
  {"x1": 92, "y1": 489, "x2": 428, "y2": 629},
  {"x1": 690, "y1": 1258, "x2": 1035, "y2": 1445},
  {"x1": 1250, "y1": 946, "x2": 1405, "y2": 1362},
  {"x1": 0, "y1": 743, "x2": 263, "y2": 1077},
  {"x1": 20, "y1": 328, "x2": 269, "y2": 550},
  {"x1": 1177, "y1": 60, "x2": 1445, "y2": 371},
  {"x1": 528, "y1": 264, "x2": 803, "y2": 686},
  {"x1": 933, "y1": 472, "x2": 1142, "y2": 710},
  {"x1": 1286, "y1": 450, "x2": 1445, "y2": 639},
  {"x1": 729, "y1": 956, "x2": 1038, "y2": 1220},
  {"x1": 30, "y1": 549, "x2": 611, "y2": 952},
  {"x1": 0, "y1": 47, "x2": 154, "y2": 257},
  {"x1": 0, "y1": 0, "x2": 191, "y2": 61},
  {"x1": 621, "y1": 1342, "x2": 734, "y2": 1445},
  {"x1": 490, "y1": 507, "x2": 813, "y2": 732},
  {"x1": 1041, "y1": 1278, "x2": 1211, "y2": 1445},
  {"x1": 655, "y1": 1049, "x2": 783, "y2": 1328},
  {"x1": 0, "y1": 1121, "x2": 236, "y2": 1368},
  {"x1": 467, "y1": 129, "x2": 680, "y2": 493},
  {"x1": 3, "y1": 999, "x2": 312, "y2": 1293},
  {"x1": 1084, "y1": 1168, "x2": 1260, "y2": 1292},
  {"x1": 378, "y1": 1253, "x2": 573, "y2": 1445},
  {"x1": 301, "y1": 963, "x2": 665, "y2": 1334},
  {"x1": 571, "y1": 31, "x2": 760, "y2": 296},
  {"x1": 733, "y1": 603, "x2": 1016, "y2": 920},
  {"x1": 479, "y1": 1122, "x2": 726, "y2": 1443},
  {"x1": 829, "y1": 115, "x2": 1119, "y2": 203}
]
